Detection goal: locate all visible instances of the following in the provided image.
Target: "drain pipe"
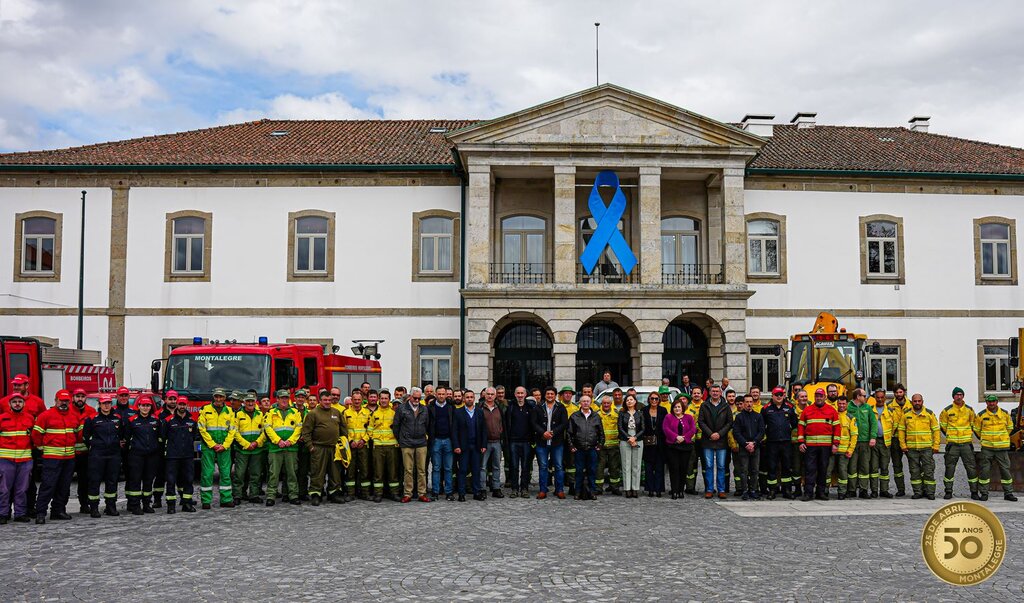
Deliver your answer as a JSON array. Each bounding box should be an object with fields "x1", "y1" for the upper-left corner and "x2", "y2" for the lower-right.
[{"x1": 452, "y1": 149, "x2": 468, "y2": 389}]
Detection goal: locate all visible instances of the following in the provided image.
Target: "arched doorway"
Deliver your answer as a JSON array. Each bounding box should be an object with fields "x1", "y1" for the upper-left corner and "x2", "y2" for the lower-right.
[
  {"x1": 493, "y1": 321, "x2": 553, "y2": 391},
  {"x1": 576, "y1": 321, "x2": 632, "y2": 388},
  {"x1": 663, "y1": 321, "x2": 709, "y2": 387}
]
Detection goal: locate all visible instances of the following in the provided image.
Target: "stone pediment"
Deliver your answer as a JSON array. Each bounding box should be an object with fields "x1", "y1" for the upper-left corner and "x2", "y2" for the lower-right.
[{"x1": 449, "y1": 83, "x2": 764, "y2": 149}]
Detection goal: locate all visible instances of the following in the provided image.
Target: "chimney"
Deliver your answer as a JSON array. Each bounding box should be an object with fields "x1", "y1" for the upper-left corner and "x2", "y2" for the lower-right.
[
  {"x1": 740, "y1": 114, "x2": 775, "y2": 137},
  {"x1": 909, "y1": 116, "x2": 930, "y2": 133},
  {"x1": 790, "y1": 112, "x2": 817, "y2": 129}
]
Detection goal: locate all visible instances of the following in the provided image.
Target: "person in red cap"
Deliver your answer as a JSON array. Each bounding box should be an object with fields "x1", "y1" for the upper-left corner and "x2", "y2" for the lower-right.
[
  {"x1": 150, "y1": 389, "x2": 179, "y2": 509},
  {"x1": 0, "y1": 375, "x2": 46, "y2": 417},
  {"x1": 760, "y1": 386, "x2": 799, "y2": 499},
  {"x1": 0, "y1": 392, "x2": 35, "y2": 523},
  {"x1": 0, "y1": 375, "x2": 47, "y2": 511},
  {"x1": 112, "y1": 386, "x2": 135, "y2": 482},
  {"x1": 125, "y1": 395, "x2": 162, "y2": 515},
  {"x1": 68, "y1": 388, "x2": 96, "y2": 514},
  {"x1": 32, "y1": 389, "x2": 81, "y2": 523}
]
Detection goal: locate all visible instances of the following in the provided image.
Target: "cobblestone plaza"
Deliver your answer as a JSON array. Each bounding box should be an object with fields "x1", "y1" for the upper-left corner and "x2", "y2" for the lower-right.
[{"x1": 3, "y1": 465, "x2": 1021, "y2": 601}]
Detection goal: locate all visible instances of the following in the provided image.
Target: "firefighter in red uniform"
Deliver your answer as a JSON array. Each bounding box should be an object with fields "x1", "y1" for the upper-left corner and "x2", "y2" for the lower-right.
[
  {"x1": 796, "y1": 389, "x2": 841, "y2": 501},
  {"x1": 69, "y1": 388, "x2": 96, "y2": 514},
  {"x1": 1, "y1": 374, "x2": 47, "y2": 511},
  {"x1": 32, "y1": 389, "x2": 81, "y2": 524},
  {"x1": 0, "y1": 393, "x2": 35, "y2": 523}
]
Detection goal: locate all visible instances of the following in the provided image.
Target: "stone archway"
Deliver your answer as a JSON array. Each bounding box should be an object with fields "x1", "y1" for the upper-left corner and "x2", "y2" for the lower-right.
[
  {"x1": 575, "y1": 312, "x2": 642, "y2": 387},
  {"x1": 492, "y1": 318, "x2": 554, "y2": 391}
]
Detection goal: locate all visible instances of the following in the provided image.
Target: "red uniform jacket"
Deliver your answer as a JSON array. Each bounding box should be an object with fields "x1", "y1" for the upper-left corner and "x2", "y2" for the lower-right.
[
  {"x1": 0, "y1": 394, "x2": 46, "y2": 417},
  {"x1": 797, "y1": 403, "x2": 841, "y2": 447},
  {"x1": 32, "y1": 407, "x2": 82, "y2": 460},
  {"x1": 70, "y1": 404, "x2": 97, "y2": 455},
  {"x1": 0, "y1": 410, "x2": 35, "y2": 462}
]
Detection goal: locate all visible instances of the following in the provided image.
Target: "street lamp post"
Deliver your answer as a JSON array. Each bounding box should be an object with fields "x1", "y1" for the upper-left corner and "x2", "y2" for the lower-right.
[{"x1": 77, "y1": 190, "x2": 86, "y2": 349}]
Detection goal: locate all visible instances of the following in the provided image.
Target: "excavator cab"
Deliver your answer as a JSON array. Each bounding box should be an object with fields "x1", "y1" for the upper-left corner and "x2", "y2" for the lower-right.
[{"x1": 787, "y1": 312, "x2": 868, "y2": 397}]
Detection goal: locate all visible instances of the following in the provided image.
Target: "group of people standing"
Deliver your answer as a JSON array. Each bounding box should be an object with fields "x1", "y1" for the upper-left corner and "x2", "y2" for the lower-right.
[{"x1": 0, "y1": 371, "x2": 1020, "y2": 525}]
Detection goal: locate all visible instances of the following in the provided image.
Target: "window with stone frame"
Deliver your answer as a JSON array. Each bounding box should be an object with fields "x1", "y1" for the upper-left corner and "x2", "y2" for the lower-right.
[
  {"x1": 749, "y1": 345, "x2": 783, "y2": 393},
  {"x1": 172, "y1": 216, "x2": 206, "y2": 274},
  {"x1": 984, "y1": 345, "x2": 1011, "y2": 393},
  {"x1": 21, "y1": 216, "x2": 57, "y2": 274},
  {"x1": 979, "y1": 222, "x2": 1011, "y2": 278},
  {"x1": 747, "y1": 219, "x2": 780, "y2": 276},
  {"x1": 865, "y1": 220, "x2": 899, "y2": 278},
  {"x1": 501, "y1": 215, "x2": 547, "y2": 283},
  {"x1": 419, "y1": 217, "x2": 454, "y2": 274},
  {"x1": 294, "y1": 216, "x2": 329, "y2": 274},
  {"x1": 866, "y1": 345, "x2": 901, "y2": 393},
  {"x1": 418, "y1": 346, "x2": 452, "y2": 389}
]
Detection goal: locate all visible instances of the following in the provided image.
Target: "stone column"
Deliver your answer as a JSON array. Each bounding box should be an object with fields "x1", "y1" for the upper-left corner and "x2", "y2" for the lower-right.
[
  {"x1": 722, "y1": 168, "x2": 746, "y2": 284},
  {"x1": 707, "y1": 184, "x2": 723, "y2": 281},
  {"x1": 718, "y1": 311, "x2": 748, "y2": 393},
  {"x1": 638, "y1": 167, "x2": 662, "y2": 284},
  {"x1": 108, "y1": 186, "x2": 129, "y2": 382},
  {"x1": 553, "y1": 165, "x2": 576, "y2": 284},
  {"x1": 636, "y1": 319, "x2": 668, "y2": 386},
  {"x1": 464, "y1": 310, "x2": 492, "y2": 392},
  {"x1": 548, "y1": 318, "x2": 581, "y2": 388},
  {"x1": 466, "y1": 164, "x2": 492, "y2": 285}
]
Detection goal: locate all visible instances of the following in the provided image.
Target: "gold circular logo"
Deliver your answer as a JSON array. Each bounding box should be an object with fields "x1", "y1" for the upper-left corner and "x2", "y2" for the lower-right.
[{"x1": 922, "y1": 502, "x2": 1007, "y2": 585}]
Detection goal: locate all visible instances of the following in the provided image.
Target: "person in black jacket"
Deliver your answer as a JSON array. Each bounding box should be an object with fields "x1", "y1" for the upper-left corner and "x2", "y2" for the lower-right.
[
  {"x1": 427, "y1": 393, "x2": 458, "y2": 501},
  {"x1": 453, "y1": 390, "x2": 487, "y2": 501},
  {"x1": 532, "y1": 386, "x2": 568, "y2": 499},
  {"x1": 504, "y1": 386, "x2": 535, "y2": 498},
  {"x1": 697, "y1": 385, "x2": 733, "y2": 498},
  {"x1": 161, "y1": 398, "x2": 198, "y2": 514},
  {"x1": 125, "y1": 395, "x2": 163, "y2": 515},
  {"x1": 733, "y1": 394, "x2": 767, "y2": 500},
  {"x1": 567, "y1": 395, "x2": 604, "y2": 500},
  {"x1": 760, "y1": 386, "x2": 799, "y2": 499},
  {"x1": 83, "y1": 397, "x2": 124, "y2": 518},
  {"x1": 642, "y1": 393, "x2": 667, "y2": 497}
]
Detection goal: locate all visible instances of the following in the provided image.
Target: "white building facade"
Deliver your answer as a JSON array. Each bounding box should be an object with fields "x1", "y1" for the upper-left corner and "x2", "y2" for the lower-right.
[{"x1": 2, "y1": 85, "x2": 1022, "y2": 406}]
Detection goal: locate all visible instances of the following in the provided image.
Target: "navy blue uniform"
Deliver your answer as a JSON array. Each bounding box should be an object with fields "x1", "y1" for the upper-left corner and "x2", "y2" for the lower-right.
[
  {"x1": 125, "y1": 414, "x2": 162, "y2": 511},
  {"x1": 83, "y1": 412, "x2": 124, "y2": 510},
  {"x1": 161, "y1": 413, "x2": 197, "y2": 508}
]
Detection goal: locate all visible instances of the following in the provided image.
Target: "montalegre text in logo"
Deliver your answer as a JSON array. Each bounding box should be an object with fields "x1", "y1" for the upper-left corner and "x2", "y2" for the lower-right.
[{"x1": 921, "y1": 501, "x2": 1006, "y2": 585}]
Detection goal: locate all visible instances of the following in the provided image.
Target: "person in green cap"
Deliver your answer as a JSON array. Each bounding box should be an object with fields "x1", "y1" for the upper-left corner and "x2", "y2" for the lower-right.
[
  {"x1": 974, "y1": 395, "x2": 1018, "y2": 502},
  {"x1": 938, "y1": 386, "x2": 980, "y2": 500},
  {"x1": 293, "y1": 388, "x2": 312, "y2": 500},
  {"x1": 198, "y1": 388, "x2": 237, "y2": 509},
  {"x1": 846, "y1": 388, "x2": 877, "y2": 499},
  {"x1": 264, "y1": 389, "x2": 303, "y2": 506},
  {"x1": 658, "y1": 386, "x2": 672, "y2": 413},
  {"x1": 232, "y1": 392, "x2": 266, "y2": 503}
]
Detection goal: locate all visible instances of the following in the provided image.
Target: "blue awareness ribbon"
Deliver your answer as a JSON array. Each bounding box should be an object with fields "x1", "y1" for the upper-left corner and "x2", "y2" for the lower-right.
[{"x1": 579, "y1": 170, "x2": 637, "y2": 275}]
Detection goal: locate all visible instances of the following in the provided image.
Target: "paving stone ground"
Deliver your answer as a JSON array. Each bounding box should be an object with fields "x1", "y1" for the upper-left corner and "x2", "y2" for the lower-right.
[{"x1": 1, "y1": 461, "x2": 1021, "y2": 601}]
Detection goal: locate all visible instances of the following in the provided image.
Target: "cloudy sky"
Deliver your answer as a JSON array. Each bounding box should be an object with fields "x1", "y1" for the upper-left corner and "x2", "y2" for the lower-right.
[{"x1": 1, "y1": 0, "x2": 1022, "y2": 153}]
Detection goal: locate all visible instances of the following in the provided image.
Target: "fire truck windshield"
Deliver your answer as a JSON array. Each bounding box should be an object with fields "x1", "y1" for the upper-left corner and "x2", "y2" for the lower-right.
[{"x1": 164, "y1": 353, "x2": 271, "y2": 400}]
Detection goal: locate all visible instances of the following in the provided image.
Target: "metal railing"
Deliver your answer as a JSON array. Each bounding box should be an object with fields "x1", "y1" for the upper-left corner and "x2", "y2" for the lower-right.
[
  {"x1": 661, "y1": 264, "x2": 723, "y2": 285},
  {"x1": 576, "y1": 265, "x2": 641, "y2": 284},
  {"x1": 489, "y1": 262, "x2": 553, "y2": 284}
]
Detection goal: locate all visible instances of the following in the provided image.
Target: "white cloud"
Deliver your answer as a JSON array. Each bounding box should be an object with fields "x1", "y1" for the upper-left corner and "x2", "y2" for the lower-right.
[{"x1": 1, "y1": 0, "x2": 1023, "y2": 151}]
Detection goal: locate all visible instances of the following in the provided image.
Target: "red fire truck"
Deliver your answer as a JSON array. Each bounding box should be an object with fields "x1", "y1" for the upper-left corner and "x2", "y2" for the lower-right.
[
  {"x1": 0, "y1": 336, "x2": 116, "y2": 401},
  {"x1": 151, "y1": 338, "x2": 382, "y2": 414}
]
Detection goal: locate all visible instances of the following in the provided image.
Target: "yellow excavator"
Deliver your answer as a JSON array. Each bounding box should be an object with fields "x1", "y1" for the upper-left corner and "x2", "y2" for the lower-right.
[{"x1": 786, "y1": 312, "x2": 869, "y2": 397}]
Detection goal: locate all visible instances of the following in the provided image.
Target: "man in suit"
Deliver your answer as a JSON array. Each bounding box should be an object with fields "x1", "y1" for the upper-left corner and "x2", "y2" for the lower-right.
[{"x1": 453, "y1": 390, "x2": 486, "y2": 501}]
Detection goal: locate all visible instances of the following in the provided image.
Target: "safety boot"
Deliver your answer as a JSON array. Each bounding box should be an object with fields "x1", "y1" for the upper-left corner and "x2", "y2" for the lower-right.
[
  {"x1": 90, "y1": 504, "x2": 101, "y2": 519},
  {"x1": 104, "y1": 503, "x2": 120, "y2": 517},
  {"x1": 166, "y1": 501, "x2": 176, "y2": 514},
  {"x1": 142, "y1": 500, "x2": 154, "y2": 514},
  {"x1": 153, "y1": 494, "x2": 162, "y2": 509}
]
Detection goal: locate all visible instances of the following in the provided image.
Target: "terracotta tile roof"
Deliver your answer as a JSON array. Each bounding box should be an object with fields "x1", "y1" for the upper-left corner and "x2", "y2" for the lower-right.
[
  {"x1": 749, "y1": 124, "x2": 1024, "y2": 175},
  {"x1": 0, "y1": 119, "x2": 477, "y2": 167},
  {"x1": 2, "y1": 118, "x2": 1023, "y2": 176}
]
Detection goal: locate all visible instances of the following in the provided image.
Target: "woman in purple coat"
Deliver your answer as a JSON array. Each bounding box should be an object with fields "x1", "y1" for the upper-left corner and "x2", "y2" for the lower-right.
[{"x1": 662, "y1": 397, "x2": 697, "y2": 499}]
